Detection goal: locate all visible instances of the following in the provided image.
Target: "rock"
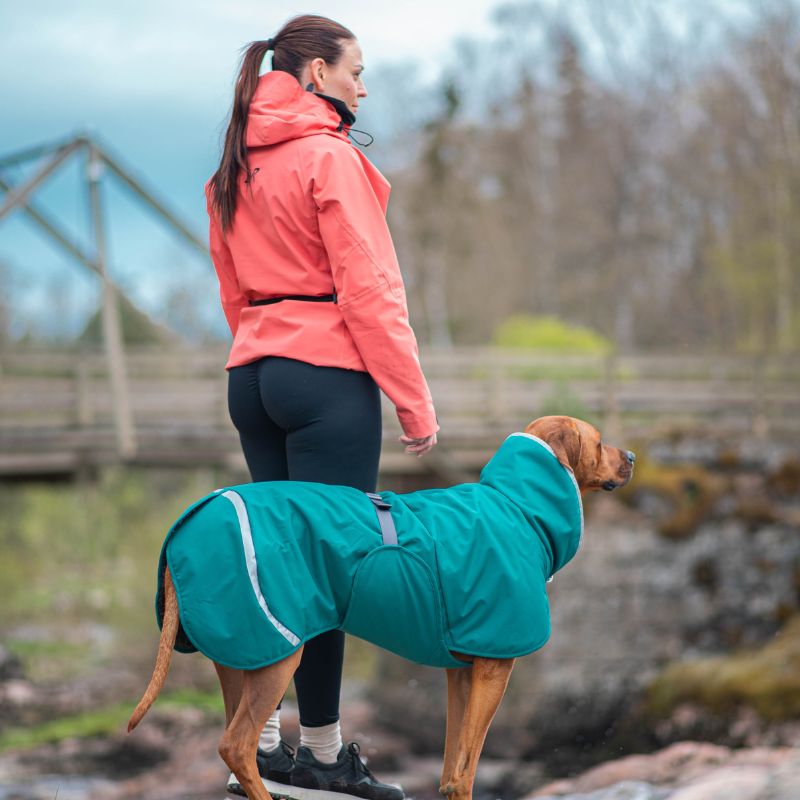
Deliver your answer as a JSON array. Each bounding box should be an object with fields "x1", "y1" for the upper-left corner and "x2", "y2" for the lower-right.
[
  {"x1": 667, "y1": 765, "x2": 770, "y2": 799},
  {"x1": 530, "y1": 739, "x2": 732, "y2": 795},
  {"x1": 767, "y1": 752, "x2": 800, "y2": 800},
  {"x1": 525, "y1": 743, "x2": 800, "y2": 800},
  {"x1": 0, "y1": 678, "x2": 36, "y2": 706},
  {"x1": 531, "y1": 780, "x2": 670, "y2": 799},
  {"x1": 0, "y1": 645, "x2": 24, "y2": 681},
  {"x1": 380, "y1": 755, "x2": 442, "y2": 795}
]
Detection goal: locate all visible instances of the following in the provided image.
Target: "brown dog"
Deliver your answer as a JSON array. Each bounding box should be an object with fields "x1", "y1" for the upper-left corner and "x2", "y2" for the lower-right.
[{"x1": 128, "y1": 416, "x2": 634, "y2": 800}]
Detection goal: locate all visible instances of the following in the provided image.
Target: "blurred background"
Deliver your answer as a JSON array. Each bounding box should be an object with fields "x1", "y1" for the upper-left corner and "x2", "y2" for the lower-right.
[{"x1": 1, "y1": 1, "x2": 799, "y2": 798}]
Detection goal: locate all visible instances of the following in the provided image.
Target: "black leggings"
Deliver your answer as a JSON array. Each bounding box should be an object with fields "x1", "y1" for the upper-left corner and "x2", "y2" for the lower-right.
[{"x1": 227, "y1": 356, "x2": 382, "y2": 727}]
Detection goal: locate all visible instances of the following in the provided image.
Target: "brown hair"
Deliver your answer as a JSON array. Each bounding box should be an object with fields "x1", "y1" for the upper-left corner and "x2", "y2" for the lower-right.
[{"x1": 208, "y1": 14, "x2": 356, "y2": 232}]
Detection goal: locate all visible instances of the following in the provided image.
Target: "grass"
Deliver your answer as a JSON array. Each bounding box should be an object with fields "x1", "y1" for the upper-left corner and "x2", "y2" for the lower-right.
[
  {"x1": 0, "y1": 688, "x2": 225, "y2": 752},
  {"x1": 0, "y1": 467, "x2": 210, "y2": 627},
  {"x1": 0, "y1": 701, "x2": 137, "y2": 751}
]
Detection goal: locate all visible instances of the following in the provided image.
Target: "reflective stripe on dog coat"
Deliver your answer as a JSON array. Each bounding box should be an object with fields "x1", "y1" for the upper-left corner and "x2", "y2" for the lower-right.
[{"x1": 155, "y1": 433, "x2": 583, "y2": 669}]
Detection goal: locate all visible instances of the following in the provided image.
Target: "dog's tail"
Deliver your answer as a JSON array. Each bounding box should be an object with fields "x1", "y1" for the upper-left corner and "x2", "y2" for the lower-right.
[{"x1": 127, "y1": 566, "x2": 178, "y2": 732}]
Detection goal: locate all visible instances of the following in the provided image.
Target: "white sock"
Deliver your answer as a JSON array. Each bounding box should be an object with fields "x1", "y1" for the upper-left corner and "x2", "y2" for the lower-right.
[
  {"x1": 258, "y1": 710, "x2": 281, "y2": 753},
  {"x1": 300, "y1": 721, "x2": 342, "y2": 764}
]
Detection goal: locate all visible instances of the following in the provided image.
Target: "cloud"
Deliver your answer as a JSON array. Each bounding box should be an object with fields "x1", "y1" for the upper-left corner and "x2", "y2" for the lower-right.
[{"x1": 2, "y1": 1, "x2": 494, "y2": 105}]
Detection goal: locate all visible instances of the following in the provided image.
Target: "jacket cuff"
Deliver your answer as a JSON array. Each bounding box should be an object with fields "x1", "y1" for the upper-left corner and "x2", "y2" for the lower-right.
[{"x1": 397, "y1": 408, "x2": 440, "y2": 439}]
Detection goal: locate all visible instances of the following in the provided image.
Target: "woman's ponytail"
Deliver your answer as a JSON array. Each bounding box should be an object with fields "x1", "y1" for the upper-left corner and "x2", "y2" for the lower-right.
[{"x1": 208, "y1": 40, "x2": 271, "y2": 233}]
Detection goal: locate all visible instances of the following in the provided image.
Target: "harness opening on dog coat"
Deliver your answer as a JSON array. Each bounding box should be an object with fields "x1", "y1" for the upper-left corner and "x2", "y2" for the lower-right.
[{"x1": 155, "y1": 433, "x2": 583, "y2": 669}]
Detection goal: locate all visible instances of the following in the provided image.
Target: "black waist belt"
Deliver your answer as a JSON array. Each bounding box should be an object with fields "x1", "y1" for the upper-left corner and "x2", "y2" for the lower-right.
[
  {"x1": 366, "y1": 493, "x2": 398, "y2": 546},
  {"x1": 249, "y1": 293, "x2": 337, "y2": 307}
]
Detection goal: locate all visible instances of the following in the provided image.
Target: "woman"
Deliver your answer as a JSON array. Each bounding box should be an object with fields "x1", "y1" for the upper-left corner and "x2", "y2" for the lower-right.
[{"x1": 205, "y1": 14, "x2": 439, "y2": 800}]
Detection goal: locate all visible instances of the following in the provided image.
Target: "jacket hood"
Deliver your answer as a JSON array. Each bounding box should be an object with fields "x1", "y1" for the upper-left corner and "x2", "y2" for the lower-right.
[
  {"x1": 479, "y1": 433, "x2": 584, "y2": 574},
  {"x1": 245, "y1": 71, "x2": 351, "y2": 148}
]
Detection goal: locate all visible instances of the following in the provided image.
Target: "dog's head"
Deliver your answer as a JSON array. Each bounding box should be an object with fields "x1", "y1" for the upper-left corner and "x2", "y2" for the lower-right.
[{"x1": 524, "y1": 416, "x2": 634, "y2": 494}]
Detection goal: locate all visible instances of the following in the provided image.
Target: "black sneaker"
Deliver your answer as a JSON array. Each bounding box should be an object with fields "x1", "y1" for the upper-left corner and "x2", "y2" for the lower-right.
[
  {"x1": 289, "y1": 741, "x2": 404, "y2": 800},
  {"x1": 227, "y1": 740, "x2": 297, "y2": 798}
]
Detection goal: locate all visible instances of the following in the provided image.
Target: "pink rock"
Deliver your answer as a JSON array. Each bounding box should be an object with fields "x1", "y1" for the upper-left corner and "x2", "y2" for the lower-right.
[
  {"x1": 530, "y1": 778, "x2": 575, "y2": 796},
  {"x1": 730, "y1": 746, "x2": 796, "y2": 768},
  {"x1": 531, "y1": 741, "x2": 733, "y2": 795},
  {"x1": 669, "y1": 765, "x2": 770, "y2": 800},
  {"x1": 0, "y1": 679, "x2": 36, "y2": 705}
]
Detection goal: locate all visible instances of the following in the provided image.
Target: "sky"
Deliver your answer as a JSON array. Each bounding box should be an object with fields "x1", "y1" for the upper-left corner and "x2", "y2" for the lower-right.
[{"x1": 0, "y1": 0, "x2": 770, "y2": 339}]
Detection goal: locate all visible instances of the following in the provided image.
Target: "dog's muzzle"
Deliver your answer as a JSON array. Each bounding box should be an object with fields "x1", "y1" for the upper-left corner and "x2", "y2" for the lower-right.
[{"x1": 603, "y1": 451, "x2": 635, "y2": 490}]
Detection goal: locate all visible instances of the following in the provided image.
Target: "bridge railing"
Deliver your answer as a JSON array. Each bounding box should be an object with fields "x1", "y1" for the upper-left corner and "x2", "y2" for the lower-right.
[{"x1": 1, "y1": 345, "x2": 798, "y2": 475}]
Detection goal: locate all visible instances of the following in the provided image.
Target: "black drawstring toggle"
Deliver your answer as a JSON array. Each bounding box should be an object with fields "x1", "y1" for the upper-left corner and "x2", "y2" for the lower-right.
[{"x1": 347, "y1": 128, "x2": 374, "y2": 147}]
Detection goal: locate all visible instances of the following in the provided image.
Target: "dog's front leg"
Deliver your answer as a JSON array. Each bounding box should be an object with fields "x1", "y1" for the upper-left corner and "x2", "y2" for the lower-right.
[
  {"x1": 440, "y1": 666, "x2": 472, "y2": 794},
  {"x1": 440, "y1": 657, "x2": 514, "y2": 800},
  {"x1": 218, "y1": 646, "x2": 304, "y2": 800}
]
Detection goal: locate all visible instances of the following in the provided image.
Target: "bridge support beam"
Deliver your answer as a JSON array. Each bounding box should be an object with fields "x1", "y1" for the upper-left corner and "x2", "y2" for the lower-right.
[{"x1": 87, "y1": 144, "x2": 137, "y2": 460}]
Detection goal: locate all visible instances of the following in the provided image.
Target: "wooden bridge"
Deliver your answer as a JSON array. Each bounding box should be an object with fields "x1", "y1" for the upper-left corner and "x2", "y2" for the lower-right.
[
  {"x1": 2, "y1": 138, "x2": 796, "y2": 481},
  {"x1": 1, "y1": 345, "x2": 797, "y2": 480}
]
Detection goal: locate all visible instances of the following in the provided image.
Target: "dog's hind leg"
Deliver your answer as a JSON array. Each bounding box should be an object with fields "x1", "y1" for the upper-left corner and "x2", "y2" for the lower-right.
[
  {"x1": 218, "y1": 647, "x2": 303, "y2": 800},
  {"x1": 440, "y1": 666, "x2": 472, "y2": 794},
  {"x1": 214, "y1": 662, "x2": 243, "y2": 728},
  {"x1": 441, "y1": 657, "x2": 514, "y2": 800}
]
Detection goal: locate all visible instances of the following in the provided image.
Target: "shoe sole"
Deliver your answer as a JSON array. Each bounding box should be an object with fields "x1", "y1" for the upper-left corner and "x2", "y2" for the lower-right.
[
  {"x1": 227, "y1": 777, "x2": 304, "y2": 800},
  {"x1": 270, "y1": 786, "x2": 402, "y2": 800},
  {"x1": 228, "y1": 774, "x2": 404, "y2": 800}
]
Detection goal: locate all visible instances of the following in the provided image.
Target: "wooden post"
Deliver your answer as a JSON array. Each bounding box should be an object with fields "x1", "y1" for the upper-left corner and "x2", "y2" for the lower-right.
[
  {"x1": 488, "y1": 355, "x2": 507, "y2": 426},
  {"x1": 751, "y1": 354, "x2": 768, "y2": 440},
  {"x1": 87, "y1": 144, "x2": 137, "y2": 459},
  {"x1": 603, "y1": 352, "x2": 621, "y2": 440},
  {"x1": 75, "y1": 354, "x2": 93, "y2": 428}
]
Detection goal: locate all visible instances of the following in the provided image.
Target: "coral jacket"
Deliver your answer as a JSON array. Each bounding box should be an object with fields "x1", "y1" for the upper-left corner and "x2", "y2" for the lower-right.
[{"x1": 204, "y1": 70, "x2": 438, "y2": 438}]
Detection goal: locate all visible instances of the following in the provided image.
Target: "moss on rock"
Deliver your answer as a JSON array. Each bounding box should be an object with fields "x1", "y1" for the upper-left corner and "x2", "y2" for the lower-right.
[
  {"x1": 646, "y1": 616, "x2": 800, "y2": 721},
  {"x1": 618, "y1": 451, "x2": 722, "y2": 539}
]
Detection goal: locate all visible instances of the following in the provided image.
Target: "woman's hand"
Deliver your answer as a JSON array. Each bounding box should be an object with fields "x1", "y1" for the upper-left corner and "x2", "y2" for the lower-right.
[{"x1": 399, "y1": 432, "x2": 437, "y2": 457}]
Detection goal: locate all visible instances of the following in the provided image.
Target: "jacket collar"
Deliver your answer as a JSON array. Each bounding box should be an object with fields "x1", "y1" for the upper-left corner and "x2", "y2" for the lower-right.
[
  {"x1": 312, "y1": 91, "x2": 356, "y2": 128},
  {"x1": 480, "y1": 433, "x2": 584, "y2": 574}
]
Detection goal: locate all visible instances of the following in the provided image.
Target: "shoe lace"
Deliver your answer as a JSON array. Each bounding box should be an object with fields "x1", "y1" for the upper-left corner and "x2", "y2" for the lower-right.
[
  {"x1": 280, "y1": 740, "x2": 296, "y2": 759},
  {"x1": 347, "y1": 741, "x2": 375, "y2": 779}
]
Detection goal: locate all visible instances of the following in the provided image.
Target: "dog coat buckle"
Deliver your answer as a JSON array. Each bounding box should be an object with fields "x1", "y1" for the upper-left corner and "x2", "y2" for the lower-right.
[{"x1": 365, "y1": 492, "x2": 398, "y2": 546}]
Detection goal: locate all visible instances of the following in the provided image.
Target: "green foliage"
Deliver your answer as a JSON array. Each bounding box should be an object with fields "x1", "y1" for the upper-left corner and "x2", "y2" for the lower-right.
[
  {"x1": 0, "y1": 469, "x2": 210, "y2": 627},
  {"x1": 79, "y1": 294, "x2": 176, "y2": 346},
  {"x1": 159, "y1": 687, "x2": 225, "y2": 715},
  {"x1": 492, "y1": 315, "x2": 613, "y2": 353}
]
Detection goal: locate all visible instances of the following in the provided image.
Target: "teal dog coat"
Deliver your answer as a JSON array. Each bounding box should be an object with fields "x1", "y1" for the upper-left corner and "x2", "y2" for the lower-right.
[{"x1": 156, "y1": 433, "x2": 583, "y2": 669}]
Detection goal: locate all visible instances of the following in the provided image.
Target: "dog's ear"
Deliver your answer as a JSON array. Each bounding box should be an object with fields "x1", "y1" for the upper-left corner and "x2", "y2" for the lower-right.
[{"x1": 525, "y1": 416, "x2": 582, "y2": 473}]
